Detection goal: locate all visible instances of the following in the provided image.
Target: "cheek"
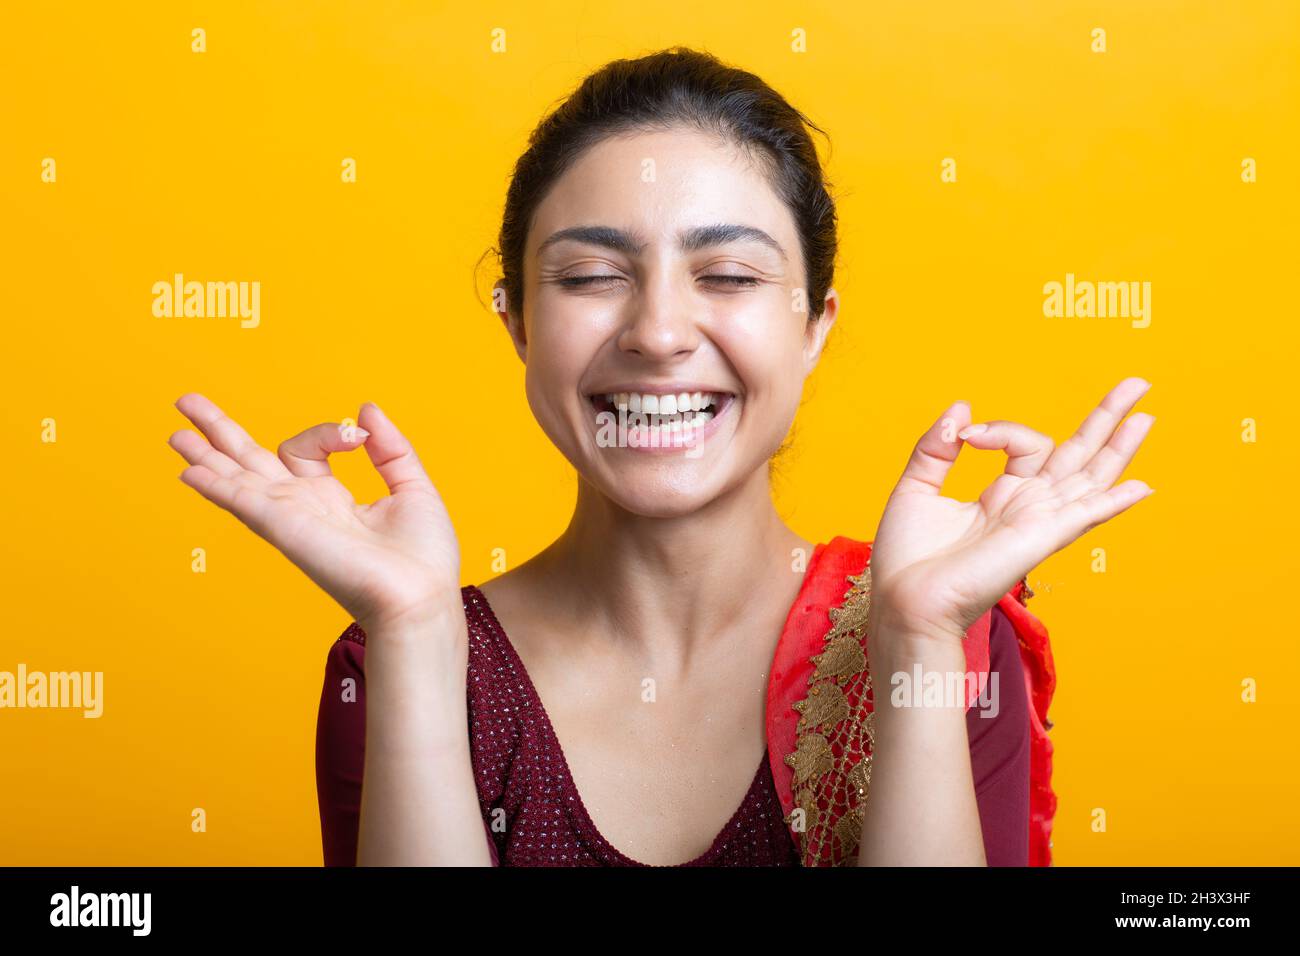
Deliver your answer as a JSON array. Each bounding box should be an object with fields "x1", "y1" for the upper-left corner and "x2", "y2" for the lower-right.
[
  {"x1": 528, "y1": 291, "x2": 617, "y2": 362},
  {"x1": 523, "y1": 356, "x2": 575, "y2": 432},
  {"x1": 713, "y1": 305, "x2": 809, "y2": 407},
  {"x1": 521, "y1": 316, "x2": 600, "y2": 427}
]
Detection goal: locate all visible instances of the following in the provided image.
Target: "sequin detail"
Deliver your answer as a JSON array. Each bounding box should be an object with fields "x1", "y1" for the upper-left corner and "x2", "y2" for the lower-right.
[{"x1": 461, "y1": 585, "x2": 801, "y2": 867}]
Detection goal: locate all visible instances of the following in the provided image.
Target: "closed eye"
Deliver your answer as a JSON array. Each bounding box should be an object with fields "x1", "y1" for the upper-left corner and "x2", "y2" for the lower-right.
[
  {"x1": 557, "y1": 275, "x2": 622, "y2": 287},
  {"x1": 557, "y1": 274, "x2": 760, "y2": 288}
]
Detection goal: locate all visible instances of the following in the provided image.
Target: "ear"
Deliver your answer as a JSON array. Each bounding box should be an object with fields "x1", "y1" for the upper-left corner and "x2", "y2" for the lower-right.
[
  {"x1": 494, "y1": 280, "x2": 527, "y2": 363},
  {"x1": 802, "y1": 286, "x2": 840, "y2": 374}
]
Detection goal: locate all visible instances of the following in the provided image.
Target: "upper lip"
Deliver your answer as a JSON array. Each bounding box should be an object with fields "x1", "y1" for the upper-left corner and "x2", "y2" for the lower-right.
[{"x1": 586, "y1": 383, "x2": 735, "y2": 396}]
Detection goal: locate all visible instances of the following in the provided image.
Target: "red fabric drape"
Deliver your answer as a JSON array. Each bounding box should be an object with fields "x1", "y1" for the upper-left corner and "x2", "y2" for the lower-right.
[{"x1": 765, "y1": 536, "x2": 1056, "y2": 866}]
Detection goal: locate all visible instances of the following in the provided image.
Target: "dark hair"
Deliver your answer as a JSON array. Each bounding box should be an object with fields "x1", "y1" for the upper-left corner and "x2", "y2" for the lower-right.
[{"x1": 491, "y1": 46, "x2": 837, "y2": 321}]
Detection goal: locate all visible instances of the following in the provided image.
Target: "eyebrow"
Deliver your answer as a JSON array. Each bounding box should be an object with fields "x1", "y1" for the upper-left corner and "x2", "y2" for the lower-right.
[{"x1": 536, "y1": 223, "x2": 787, "y2": 260}]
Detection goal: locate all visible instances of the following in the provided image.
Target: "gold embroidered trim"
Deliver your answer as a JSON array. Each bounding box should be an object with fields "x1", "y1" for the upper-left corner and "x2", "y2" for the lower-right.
[
  {"x1": 783, "y1": 563, "x2": 875, "y2": 866},
  {"x1": 1018, "y1": 575, "x2": 1034, "y2": 604}
]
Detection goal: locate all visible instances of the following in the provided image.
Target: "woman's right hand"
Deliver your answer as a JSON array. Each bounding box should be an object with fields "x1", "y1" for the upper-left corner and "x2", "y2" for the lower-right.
[{"x1": 168, "y1": 393, "x2": 463, "y2": 635}]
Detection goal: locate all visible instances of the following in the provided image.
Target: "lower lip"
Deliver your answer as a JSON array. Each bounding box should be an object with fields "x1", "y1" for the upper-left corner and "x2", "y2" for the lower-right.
[{"x1": 591, "y1": 395, "x2": 735, "y2": 455}]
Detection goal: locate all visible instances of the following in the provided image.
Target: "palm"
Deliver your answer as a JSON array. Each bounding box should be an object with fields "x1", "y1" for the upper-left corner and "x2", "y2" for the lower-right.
[
  {"x1": 869, "y1": 378, "x2": 1156, "y2": 638},
  {"x1": 168, "y1": 394, "x2": 461, "y2": 631}
]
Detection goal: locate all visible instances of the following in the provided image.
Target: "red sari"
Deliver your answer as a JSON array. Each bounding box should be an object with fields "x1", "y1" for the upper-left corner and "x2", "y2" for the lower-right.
[{"x1": 766, "y1": 536, "x2": 1056, "y2": 866}]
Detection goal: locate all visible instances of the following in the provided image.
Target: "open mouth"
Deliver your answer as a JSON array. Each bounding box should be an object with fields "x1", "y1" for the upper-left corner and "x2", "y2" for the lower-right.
[{"x1": 587, "y1": 390, "x2": 734, "y2": 446}]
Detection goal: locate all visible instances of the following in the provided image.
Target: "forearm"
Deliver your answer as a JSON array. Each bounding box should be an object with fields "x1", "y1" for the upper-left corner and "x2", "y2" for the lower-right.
[
  {"x1": 857, "y1": 630, "x2": 986, "y2": 866},
  {"x1": 356, "y1": 607, "x2": 491, "y2": 866}
]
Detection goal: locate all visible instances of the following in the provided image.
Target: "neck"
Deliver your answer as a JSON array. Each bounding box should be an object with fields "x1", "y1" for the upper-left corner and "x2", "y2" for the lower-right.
[{"x1": 533, "y1": 465, "x2": 812, "y2": 667}]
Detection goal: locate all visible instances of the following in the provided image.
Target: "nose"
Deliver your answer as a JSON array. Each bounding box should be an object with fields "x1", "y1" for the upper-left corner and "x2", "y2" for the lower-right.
[{"x1": 615, "y1": 273, "x2": 701, "y2": 362}]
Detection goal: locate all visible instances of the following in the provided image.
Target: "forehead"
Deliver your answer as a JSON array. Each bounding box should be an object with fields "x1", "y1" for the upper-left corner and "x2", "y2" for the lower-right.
[{"x1": 528, "y1": 127, "x2": 795, "y2": 251}]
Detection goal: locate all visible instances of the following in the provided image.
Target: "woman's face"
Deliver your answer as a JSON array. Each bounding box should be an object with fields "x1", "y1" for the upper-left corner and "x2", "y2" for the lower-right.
[{"x1": 501, "y1": 127, "x2": 837, "y2": 518}]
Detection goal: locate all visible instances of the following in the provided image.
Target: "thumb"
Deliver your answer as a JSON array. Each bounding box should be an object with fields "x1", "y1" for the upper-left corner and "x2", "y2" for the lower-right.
[
  {"x1": 895, "y1": 400, "x2": 971, "y2": 495},
  {"x1": 357, "y1": 402, "x2": 436, "y2": 496}
]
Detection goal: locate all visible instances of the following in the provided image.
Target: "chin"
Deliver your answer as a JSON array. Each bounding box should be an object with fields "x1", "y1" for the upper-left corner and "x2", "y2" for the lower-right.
[{"x1": 585, "y1": 459, "x2": 729, "y2": 519}]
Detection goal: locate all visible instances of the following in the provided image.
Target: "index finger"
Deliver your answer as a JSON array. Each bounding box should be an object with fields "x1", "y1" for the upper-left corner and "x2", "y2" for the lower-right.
[{"x1": 277, "y1": 421, "x2": 371, "y2": 478}]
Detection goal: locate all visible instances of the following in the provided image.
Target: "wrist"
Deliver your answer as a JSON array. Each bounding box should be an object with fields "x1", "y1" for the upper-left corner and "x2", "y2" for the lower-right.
[
  {"x1": 362, "y1": 600, "x2": 470, "y2": 676},
  {"x1": 867, "y1": 602, "x2": 966, "y2": 660},
  {"x1": 869, "y1": 632, "x2": 966, "y2": 677},
  {"x1": 360, "y1": 595, "x2": 467, "y2": 641},
  {"x1": 868, "y1": 626, "x2": 971, "y2": 722},
  {"x1": 364, "y1": 605, "x2": 470, "y2": 713}
]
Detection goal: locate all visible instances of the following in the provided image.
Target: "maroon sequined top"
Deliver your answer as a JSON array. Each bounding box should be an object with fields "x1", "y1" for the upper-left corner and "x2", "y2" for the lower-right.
[{"x1": 316, "y1": 585, "x2": 1030, "y2": 866}]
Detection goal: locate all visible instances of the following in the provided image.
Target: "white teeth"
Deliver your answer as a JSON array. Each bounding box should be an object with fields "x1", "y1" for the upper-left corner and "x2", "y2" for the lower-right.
[{"x1": 599, "y1": 391, "x2": 726, "y2": 416}]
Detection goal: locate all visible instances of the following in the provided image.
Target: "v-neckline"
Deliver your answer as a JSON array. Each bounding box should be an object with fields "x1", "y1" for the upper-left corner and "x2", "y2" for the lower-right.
[{"x1": 465, "y1": 584, "x2": 772, "y2": 867}]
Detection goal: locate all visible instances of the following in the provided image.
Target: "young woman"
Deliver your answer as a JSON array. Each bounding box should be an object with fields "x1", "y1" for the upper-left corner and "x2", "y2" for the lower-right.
[{"x1": 167, "y1": 48, "x2": 1154, "y2": 867}]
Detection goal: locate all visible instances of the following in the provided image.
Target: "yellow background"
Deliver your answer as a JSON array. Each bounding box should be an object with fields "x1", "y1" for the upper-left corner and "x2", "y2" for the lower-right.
[{"x1": 1, "y1": 1, "x2": 1295, "y2": 865}]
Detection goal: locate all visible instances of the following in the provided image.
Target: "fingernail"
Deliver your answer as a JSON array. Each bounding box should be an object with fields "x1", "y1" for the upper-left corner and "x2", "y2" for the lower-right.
[
  {"x1": 353, "y1": 427, "x2": 370, "y2": 440},
  {"x1": 958, "y1": 424, "x2": 988, "y2": 439}
]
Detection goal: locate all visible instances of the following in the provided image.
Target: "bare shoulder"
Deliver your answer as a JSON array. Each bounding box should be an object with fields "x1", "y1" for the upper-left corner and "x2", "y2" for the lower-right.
[
  {"x1": 474, "y1": 553, "x2": 565, "y2": 658},
  {"x1": 476, "y1": 560, "x2": 540, "y2": 619}
]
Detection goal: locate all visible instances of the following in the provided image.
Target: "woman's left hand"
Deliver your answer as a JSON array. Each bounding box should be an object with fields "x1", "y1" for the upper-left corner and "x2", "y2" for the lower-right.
[{"x1": 867, "y1": 376, "x2": 1156, "y2": 644}]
